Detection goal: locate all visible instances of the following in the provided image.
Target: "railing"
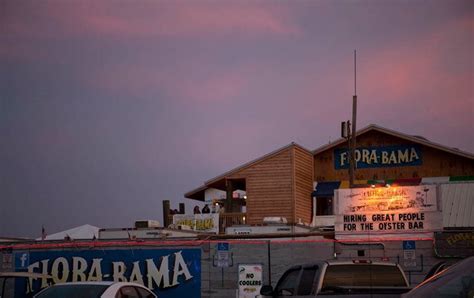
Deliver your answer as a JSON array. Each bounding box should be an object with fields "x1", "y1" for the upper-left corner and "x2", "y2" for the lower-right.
[{"x1": 219, "y1": 212, "x2": 247, "y2": 233}]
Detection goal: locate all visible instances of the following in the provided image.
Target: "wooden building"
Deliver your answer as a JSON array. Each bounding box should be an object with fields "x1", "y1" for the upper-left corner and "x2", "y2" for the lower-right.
[{"x1": 185, "y1": 124, "x2": 474, "y2": 232}]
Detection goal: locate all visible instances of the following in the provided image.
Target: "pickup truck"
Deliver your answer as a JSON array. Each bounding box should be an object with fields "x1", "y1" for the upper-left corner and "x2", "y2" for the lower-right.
[{"x1": 260, "y1": 260, "x2": 411, "y2": 297}]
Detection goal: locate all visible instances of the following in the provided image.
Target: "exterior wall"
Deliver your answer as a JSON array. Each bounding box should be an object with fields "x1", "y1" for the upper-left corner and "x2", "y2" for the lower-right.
[
  {"x1": 314, "y1": 130, "x2": 474, "y2": 181},
  {"x1": 229, "y1": 147, "x2": 295, "y2": 224},
  {"x1": 294, "y1": 147, "x2": 314, "y2": 225}
]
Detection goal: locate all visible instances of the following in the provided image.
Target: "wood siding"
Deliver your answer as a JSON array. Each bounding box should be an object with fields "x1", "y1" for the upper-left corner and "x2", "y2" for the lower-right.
[
  {"x1": 294, "y1": 147, "x2": 314, "y2": 225},
  {"x1": 314, "y1": 130, "x2": 474, "y2": 181},
  {"x1": 229, "y1": 148, "x2": 294, "y2": 224}
]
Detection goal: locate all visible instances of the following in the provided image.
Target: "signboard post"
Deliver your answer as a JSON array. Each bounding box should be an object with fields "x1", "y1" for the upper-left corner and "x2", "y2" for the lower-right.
[{"x1": 238, "y1": 264, "x2": 263, "y2": 298}]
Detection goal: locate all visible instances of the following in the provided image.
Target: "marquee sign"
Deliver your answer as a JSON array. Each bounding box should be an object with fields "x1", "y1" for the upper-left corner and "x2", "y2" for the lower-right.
[
  {"x1": 334, "y1": 145, "x2": 422, "y2": 169},
  {"x1": 334, "y1": 185, "x2": 442, "y2": 237},
  {"x1": 14, "y1": 248, "x2": 201, "y2": 298}
]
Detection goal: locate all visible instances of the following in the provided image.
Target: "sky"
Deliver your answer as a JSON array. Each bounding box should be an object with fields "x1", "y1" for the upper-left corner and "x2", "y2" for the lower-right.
[{"x1": 1, "y1": 0, "x2": 473, "y2": 238}]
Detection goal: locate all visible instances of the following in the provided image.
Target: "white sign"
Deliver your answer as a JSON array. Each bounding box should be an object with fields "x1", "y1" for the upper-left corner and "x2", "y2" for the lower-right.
[
  {"x1": 173, "y1": 213, "x2": 219, "y2": 234},
  {"x1": 335, "y1": 185, "x2": 442, "y2": 237},
  {"x1": 238, "y1": 264, "x2": 263, "y2": 298},
  {"x1": 403, "y1": 250, "x2": 417, "y2": 267},
  {"x1": 217, "y1": 251, "x2": 230, "y2": 267}
]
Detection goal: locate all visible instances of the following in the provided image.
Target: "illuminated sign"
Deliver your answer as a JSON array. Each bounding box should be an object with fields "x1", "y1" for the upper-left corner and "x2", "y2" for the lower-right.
[
  {"x1": 334, "y1": 185, "x2": 442, "y2": 237},
  {"x1": 334, "y1": 145, "x2": 422, "y2": 169}
]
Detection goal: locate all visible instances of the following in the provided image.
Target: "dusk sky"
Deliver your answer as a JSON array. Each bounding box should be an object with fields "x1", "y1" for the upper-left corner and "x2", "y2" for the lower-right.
[{"x1": 1, "y1": 0, "x2": 472, "y2": 238}]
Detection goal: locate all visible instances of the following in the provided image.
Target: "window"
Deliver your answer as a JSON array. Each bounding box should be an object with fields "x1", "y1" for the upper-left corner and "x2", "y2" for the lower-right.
[
  {"x1": 135, "y1": 286, "x2": 155, "y2": 298},
  {"x1": 322, "y1": 264, "x2": 407, "y2": 288},
  {"x1": 116, "y1": 286, "x2": 140, "y2": 298},
  {"x1": 316, "y1": 197, "x2": 333, "y2": 215},
  {"x1": 275, "y1": 268, "x2": 301, "y2": 296},
  {"x1": 297, "y1": 266, "x2": 318, "y2": 295}
]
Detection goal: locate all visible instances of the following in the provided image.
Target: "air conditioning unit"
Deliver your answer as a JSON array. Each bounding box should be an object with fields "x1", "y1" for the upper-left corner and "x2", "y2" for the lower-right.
[
  {"x1": 263, "y1": 217, "x2": 288, "y2": 224},
  {"x1": 135, "y1": 220, "x2": 161, "y2": 228}
]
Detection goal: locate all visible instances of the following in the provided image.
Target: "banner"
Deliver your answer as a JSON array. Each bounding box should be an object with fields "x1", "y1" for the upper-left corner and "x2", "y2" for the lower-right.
[
  {"x1": 14, "y1": 248, "x2": 201, "y2": 298},
  {"x1": 173, "y1": 213, "x2": 219, "y2": 234}
]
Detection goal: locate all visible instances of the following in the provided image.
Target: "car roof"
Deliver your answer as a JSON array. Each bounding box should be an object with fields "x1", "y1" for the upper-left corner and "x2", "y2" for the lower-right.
[
  {"x1": 0, "y1": 272, "x2": 52, "y2": 279},
  {"x1": 287, "y1": 260, "x2": 399, "y2": 269},
  {"x1": 52, "y1": 281, "x2": 150, "y2": 287}
]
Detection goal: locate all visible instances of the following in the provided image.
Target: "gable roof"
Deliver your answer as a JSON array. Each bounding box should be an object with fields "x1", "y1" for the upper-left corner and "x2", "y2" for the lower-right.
[
  {"x1": 312, "y1": 124, "x2": 474, "y2": 160},
  {"x1": 184, "y1": 142, "x2": 312, "y2": 199}
]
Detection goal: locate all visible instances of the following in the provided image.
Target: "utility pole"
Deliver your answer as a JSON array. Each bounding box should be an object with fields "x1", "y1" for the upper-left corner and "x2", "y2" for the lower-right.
[{"x1": 350, "y1": 50, "x2": 357, "y2": 188}]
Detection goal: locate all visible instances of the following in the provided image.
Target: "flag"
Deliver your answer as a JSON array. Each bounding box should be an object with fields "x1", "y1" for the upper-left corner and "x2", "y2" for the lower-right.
[{"x1": 41, "y1": 225, "x2": 47, "y2": 240}]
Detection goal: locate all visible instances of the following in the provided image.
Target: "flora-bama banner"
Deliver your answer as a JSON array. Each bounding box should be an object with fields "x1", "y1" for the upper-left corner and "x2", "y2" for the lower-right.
[
  {"x1": 14, "y1": 248, "x2": 201, "y2": 298},
  {"x1": 334, "y1": 185, "x2": 442, "y2": 238},
  {"x1": 173, "y1": 213, "x2": 219, "y2": 234}
]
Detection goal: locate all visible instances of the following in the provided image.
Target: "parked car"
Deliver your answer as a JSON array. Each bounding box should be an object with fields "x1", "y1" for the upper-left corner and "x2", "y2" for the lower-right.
[
  {"x1": 402, "y1": 256, "x2": 474, "y2": 298},
  {"x1": 260, "y1": 260, "x2": 411, "y2": 297},
  {"x1": 0, "y1": 272, "x2": 52, "y2": 298},
  {"x1": 33, "y1": 282, "x2": 156, "y2": 298}
]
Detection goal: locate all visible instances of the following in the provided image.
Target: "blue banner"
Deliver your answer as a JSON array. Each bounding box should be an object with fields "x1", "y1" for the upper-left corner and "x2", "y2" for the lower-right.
[
  {"x1": 14, "y1": 248, "x2": 201, "y2": 298},
  {"x1": 334, "y1": 145, "x2": 422, "y2": 169}
]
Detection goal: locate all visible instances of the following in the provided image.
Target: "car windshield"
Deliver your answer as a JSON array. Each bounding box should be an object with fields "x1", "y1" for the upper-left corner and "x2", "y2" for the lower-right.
[
  {"x1": 322, "y1": 264, "x2": 407, "y2": 288},
  {"x1": 35, "y1": 284, "x2": 109, "y2": 298}
]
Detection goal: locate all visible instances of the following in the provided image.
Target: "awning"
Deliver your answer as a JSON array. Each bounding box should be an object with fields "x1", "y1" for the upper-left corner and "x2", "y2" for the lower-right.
[{"x1": 312, "y1": 181, "x2": 341, "y2": 197}]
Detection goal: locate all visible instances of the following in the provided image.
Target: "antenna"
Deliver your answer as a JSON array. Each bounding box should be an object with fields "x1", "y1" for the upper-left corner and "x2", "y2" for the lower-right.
[{"x1": 354, "y1": 50, "x2": 357, "y2": 95}]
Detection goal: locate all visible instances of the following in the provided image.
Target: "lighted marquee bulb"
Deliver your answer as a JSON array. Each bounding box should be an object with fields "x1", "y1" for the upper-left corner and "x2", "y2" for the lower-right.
[
  {"x1": 386, "y1": 184, "x2": 391, "y2": 188},
  {"x1": 371, "y1": 184, "x2": 376, "y2": 188}
]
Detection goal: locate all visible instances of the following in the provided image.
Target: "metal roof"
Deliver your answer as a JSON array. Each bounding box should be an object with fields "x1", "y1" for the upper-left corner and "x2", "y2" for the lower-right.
[
  {"x1": 312, "y1": 124, "x2": 474, "y2": 160},
  {"x1": 441, "y1": 182, "x2": 474, "y2": 228}
]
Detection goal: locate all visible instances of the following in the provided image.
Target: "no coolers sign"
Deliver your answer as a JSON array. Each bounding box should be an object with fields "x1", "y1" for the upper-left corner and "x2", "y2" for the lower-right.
[
  {"x1": 334, "y1": 185, "x2": 442, "y2": 239},
  {"x1": 14, "y1": 248, "x2": 201, "y2": 298},
  {"x1": 238, "y1": 264, "x2": 263, "y2": 298}
]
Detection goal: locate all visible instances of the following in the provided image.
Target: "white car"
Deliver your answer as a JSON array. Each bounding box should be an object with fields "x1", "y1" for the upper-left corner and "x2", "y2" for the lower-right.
[{"x1": 33, "y1": 281, "x2": 157, "y2": 298}]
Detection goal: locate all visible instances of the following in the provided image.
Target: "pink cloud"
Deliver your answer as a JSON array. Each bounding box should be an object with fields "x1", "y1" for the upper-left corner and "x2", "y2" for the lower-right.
[{"x1": 5, "y1": 2, "x2": 300, "y2": 40}]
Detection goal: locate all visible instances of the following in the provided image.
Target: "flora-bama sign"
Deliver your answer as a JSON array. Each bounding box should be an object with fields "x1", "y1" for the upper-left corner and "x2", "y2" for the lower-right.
[
  {"x1": 334, "y1": 145, "x2": 422, "y2": 169},
  {"x1": 334, "y1": 185, "x2": 442, "y2": 239},
  {"x1": 14, "y1": 249, "x2": 201, "y2": 298}
]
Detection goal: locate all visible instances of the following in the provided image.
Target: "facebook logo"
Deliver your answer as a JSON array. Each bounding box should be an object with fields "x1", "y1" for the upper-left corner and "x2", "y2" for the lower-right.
[{"x1": 14, "y1": 252, "x2": 30, "y2": 269}]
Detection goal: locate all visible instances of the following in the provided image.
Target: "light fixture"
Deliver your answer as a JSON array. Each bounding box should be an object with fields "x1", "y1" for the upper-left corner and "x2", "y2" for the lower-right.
[
  {"x1": 385, "y1": 184, "x2": 391, "y2": 188},
  {"x1": 243, "y1": 195, "x2": 247, "y2": 199},
  {"x1": 371, "y1": 184, "x2": 376, "y2": 188}
]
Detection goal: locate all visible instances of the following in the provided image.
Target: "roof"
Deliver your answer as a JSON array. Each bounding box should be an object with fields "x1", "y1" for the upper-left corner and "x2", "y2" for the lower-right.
[
  {"x1": 312, "y1": 124, "x2": 474, "y2": 160},
  {"x1": 37, "y1": 224, "x2": 100, "y2": 240},
  {"x1": 185, "y1": 142, "x2": 312, "y2": 200}
]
